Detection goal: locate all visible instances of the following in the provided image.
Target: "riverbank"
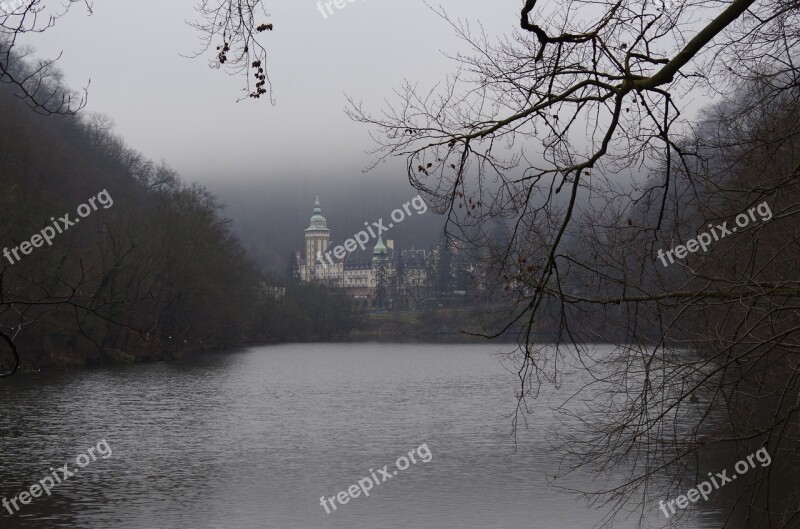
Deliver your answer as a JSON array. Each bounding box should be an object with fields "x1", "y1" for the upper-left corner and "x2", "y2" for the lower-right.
[
  {"x1": 348, "y1": 306, "x2": 517, "y2": 342},
  {"x1": 9, "y1": 305, "x2": 523, "y2": 373}
]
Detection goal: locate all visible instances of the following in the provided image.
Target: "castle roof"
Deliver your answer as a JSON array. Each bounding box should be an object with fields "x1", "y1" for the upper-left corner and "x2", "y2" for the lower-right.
[
  {"x1": 372, "y1": 235, "x2": 388, "y2": 261},
  {"x1": 305, "y1": 195, "x2": 330, "y2": 232}
]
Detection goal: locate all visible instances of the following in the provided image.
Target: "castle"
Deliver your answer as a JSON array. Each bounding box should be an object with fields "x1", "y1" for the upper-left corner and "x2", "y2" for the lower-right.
[{"x1": 296, "y1": 197, "x2": 429, "y2": 308}]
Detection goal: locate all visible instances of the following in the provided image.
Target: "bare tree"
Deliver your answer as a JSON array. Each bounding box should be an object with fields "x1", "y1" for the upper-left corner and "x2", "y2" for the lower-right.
[
  {"x1": 0, "y1": 0, "x2": 276, "y2": 111},
  {"x1": 0, "y1": 262, "x2": 151, "y2": 377},
  {"x1": 350, "y1": 0, "x2": 800, "y2": 526},
  {"x1": 186, "y1": 0, "x2": 274, "y2": 102},
  {"x1": 0, "y1": 0, "x2": 91, "y2": 114}
]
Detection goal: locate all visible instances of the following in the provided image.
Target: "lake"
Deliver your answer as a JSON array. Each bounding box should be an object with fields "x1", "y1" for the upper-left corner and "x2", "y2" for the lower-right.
[{"x1": 0, "y1": 343, "x2": 716, "y2": 528}]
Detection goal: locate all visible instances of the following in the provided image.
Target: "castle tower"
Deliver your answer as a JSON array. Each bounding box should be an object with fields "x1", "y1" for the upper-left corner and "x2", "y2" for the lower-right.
[
  {"x1": 304, "y1": 196, "x2": 330, "y2": 273},
  {"x1": 372, "y1": 234, "x2": 389, "y2": 307}
]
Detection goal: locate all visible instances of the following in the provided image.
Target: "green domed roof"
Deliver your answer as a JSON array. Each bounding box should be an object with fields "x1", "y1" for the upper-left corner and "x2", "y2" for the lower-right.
[
  {"x1": 306, "y1": 195, "x2": 329, "y2": 232},
  {"x1": 310, "y1": 195, "x2": 326, "y2": 222}
]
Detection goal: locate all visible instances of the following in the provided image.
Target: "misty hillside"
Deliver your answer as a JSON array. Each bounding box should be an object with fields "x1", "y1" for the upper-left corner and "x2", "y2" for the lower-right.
[{"x1": 0, "y1": 65, "x2": 361, "y2": 370}]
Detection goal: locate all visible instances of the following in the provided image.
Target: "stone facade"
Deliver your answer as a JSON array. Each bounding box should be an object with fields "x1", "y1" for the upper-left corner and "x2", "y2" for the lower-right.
[{"x1": 297, "y1": 197, "x2": 430, "y2": 308}]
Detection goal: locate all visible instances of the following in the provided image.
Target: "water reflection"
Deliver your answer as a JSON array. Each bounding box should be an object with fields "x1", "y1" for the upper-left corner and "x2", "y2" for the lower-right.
[{"x1": 0, "y1": 343, "x2": 718, "y2": 528}]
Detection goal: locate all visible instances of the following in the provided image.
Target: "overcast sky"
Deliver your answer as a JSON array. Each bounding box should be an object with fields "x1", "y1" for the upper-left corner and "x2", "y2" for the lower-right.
[{"x1": 21, "y1": 0, "x2": 520, "y2": 187}]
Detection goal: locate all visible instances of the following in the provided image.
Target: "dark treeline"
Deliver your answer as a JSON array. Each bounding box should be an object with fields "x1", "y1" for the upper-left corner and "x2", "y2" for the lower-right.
[
  {"x1": 0, "y1": 58, "x2": 361, "y2": 373},
  {"x1": 469, "y1": 74, "x2": 800, "y2": 349},
  {"x1": 527, "y1": 75, "x2": 800, "y2": 349}
]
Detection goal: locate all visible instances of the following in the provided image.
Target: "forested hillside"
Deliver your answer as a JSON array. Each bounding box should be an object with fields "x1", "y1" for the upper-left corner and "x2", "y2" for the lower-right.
[{"x1": 0, "y1": 59, "x2": 360, "y2": 373}]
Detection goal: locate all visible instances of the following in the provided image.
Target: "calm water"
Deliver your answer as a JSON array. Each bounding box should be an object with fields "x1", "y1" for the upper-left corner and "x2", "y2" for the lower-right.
[{"x1": 0, "y1": 343, "x2": 715, "y2": 528}]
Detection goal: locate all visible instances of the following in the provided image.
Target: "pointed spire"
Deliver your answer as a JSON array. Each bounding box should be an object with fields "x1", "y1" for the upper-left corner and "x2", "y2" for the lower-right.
[
  {"x1": 306, "y1": 195, "x2": 328, "y2": 231},
  {"x1": 373, "y1": 234, "x2": 388, "y2": 261}
]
